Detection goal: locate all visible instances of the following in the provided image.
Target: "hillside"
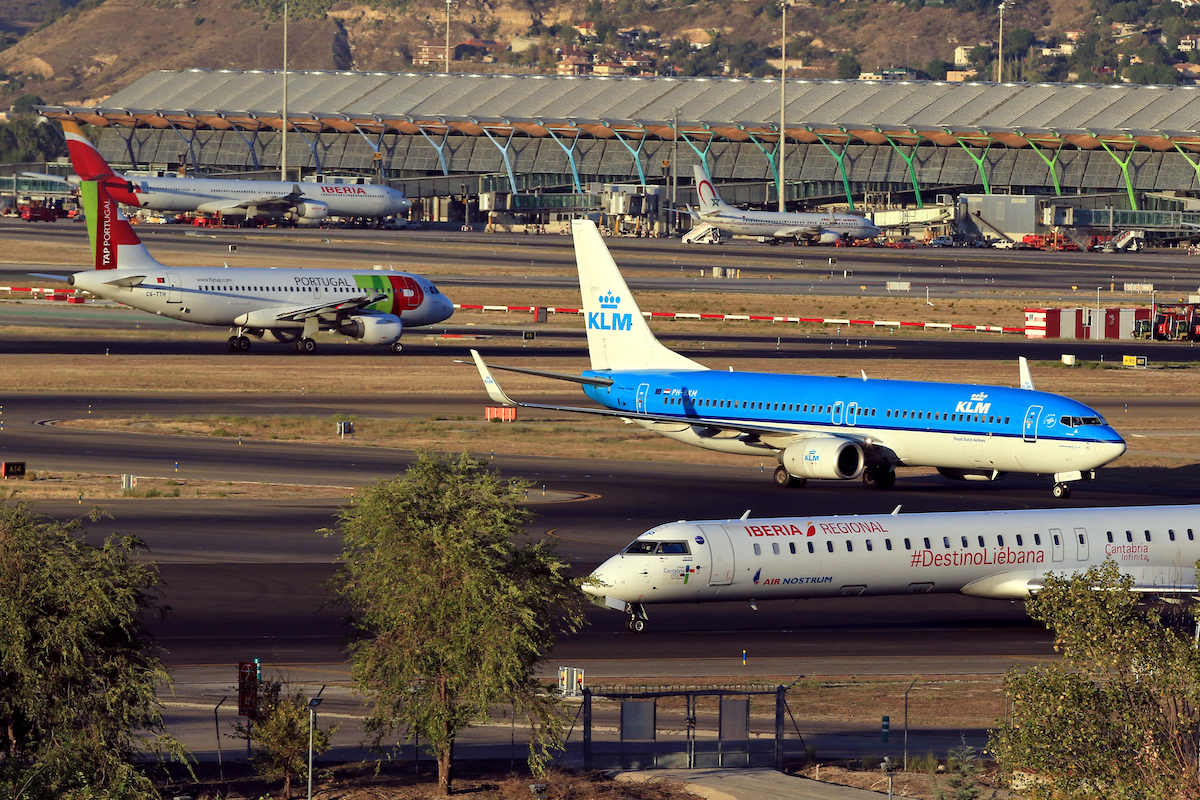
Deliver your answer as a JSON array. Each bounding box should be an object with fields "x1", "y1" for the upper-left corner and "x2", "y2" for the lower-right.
[{"x1": 0, "y1": 0, "x2": 1192, "y2": 111}]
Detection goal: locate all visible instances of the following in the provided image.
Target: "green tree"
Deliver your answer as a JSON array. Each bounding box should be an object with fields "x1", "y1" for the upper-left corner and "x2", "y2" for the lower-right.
[
  {"x1": 940, "y1": 742, "x2": 982, "y2": 800},
  {"x1": 989, "y1": 560, "x2": 1200, "y2": 799},
  {"x1": 328, "y1": 452, "x2": 588, "y2": 796},
  {"x1": 233, "y1": 680, "x2": 338, "y2": 799},
  {"x1": 835, "y1": 52, "x2": 861, "y2": 79},
  {"x1": 0, "y1": 502, "x2": 187, "y2": 799},
  {"x1": 11, "y1": 94, "x2": 43, "y2": 114},
  {"x1": 925, "y1": 58, "x2": 949, "y2": 80}
]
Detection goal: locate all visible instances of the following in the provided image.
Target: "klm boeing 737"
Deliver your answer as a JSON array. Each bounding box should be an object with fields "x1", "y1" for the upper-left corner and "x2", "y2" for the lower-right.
[{"x1": 469, "y1": 220, "x2": 1125, "y2": 498}]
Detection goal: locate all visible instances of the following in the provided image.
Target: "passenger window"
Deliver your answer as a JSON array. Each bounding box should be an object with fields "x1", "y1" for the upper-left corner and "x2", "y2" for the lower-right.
[
  {"x1": 923, "y1": 537, "x2": 931, "y2": 549},
  {"x1": 1034, "y1": 533, "x2": 1042, "y2": 546},
  {"x1": 961, "y1": 536, "x2": 969, "y2": 547},
  {"x1": 789, "y1": 542, "x2": 796, "y2": 554},
  {"x1": 997, "y1": 535, "x2": 1004, "y2": 547},
  {"x1": 826, "y1": 541, "x2": 834, "y2": 553},
  {"x1": 624, "y1": 541, "x2": 658, "y2": 554},
  {"x1": 1169, "y1": 529, "x2": 1175, "y2": 541},
  {"x1": 1078, "y1": 533, "x2": 1084, "y2": 544},
  {"x1": 978, "y1": 536, "x2": 986, "y2": 547},
  {"x1": 943, "y1": 537, "x2": 951, "y2": 549},
  {"x1": 903, "y1": 411, "x2": 909, "y2": 418},
  {"x1": 1126, "y1": 531, "x2": 1133, "y2": 543},
  {"x1": 772, "y1": 543, "x2": 780, "y2": 555},
  {"x1": 1005, "y1": 417, "x2": 1010, "y2": 424},
  {"x1": 885, "y1": 539, "x2": 892, "y2": 550},
  {"x1": 1053, "y1": 534, "x2": 1060, "y2": 546},
  {"x1": 657, "y1": 542, "x2": 690, "y2": 554},
  {"x1": 1145, "y1": 530, "x2": 1152, "y2": 542},
  {"x1": 866, "y1": 539, "x2": 873, "y2": 552},
  {"x1": 808, "y1": 542, "x2": 814, "y2": 554},
  {"x1": 886, "y1": 410, "x2": 891, "y2": 417},
  {"x1": 1016, "y1": 535, "x2": 1023, "y2": 546},
  {"x1": 903, "y1": 538, "x2": 910, "y2": 550},
  {"x1": 753, "y1": 543, "x2": 761, "y2": 555}
]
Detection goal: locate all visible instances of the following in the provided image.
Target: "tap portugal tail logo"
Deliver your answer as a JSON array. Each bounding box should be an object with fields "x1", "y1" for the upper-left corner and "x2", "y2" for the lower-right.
[{"x1": 82, "y1": 180, "x2": 142, "y2": 270}]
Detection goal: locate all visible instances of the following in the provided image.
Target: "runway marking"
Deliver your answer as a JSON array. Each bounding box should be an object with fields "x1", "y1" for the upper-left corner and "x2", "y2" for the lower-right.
[
  {"x1": 524, "y1": 491, "x2": 600, "y2": 506},
  {"x1": 544, "y1": 527, "x2": 602, "y2": 543}
]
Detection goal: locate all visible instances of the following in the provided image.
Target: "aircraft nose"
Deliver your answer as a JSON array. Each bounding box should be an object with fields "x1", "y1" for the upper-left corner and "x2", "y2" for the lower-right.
[{"x1": 583, "y1": 565, "x2": 613, "y2": 597}]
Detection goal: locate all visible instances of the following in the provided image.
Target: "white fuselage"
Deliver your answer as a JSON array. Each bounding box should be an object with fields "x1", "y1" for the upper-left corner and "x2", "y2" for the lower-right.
[
  {"x1": 70, "y1": 267, "x2": 453, "y2": 330},
  {"x1": 586, "y1": 506, "x2": 1200, "y2": 609},
  {"x1": 698, "y1": 202, "x2": 881, "y2": 241},
  {"x1": 126, "y1": 175, "x2": 411, "y2": 218}
]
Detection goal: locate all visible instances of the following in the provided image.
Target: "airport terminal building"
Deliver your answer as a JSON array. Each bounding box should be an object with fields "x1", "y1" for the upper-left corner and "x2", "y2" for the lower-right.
[{"x1": 35, "y1": 69, "x2": 1200, "y2": 222}]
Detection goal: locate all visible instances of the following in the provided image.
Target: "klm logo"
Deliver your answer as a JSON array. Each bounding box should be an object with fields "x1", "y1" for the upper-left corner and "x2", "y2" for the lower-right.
[
  {"x1": 955, "y1": 391, "x2": 991, "y2": 415},
  {"x1": 588, "y1": 290, "x2": 632, "y2": 331}
]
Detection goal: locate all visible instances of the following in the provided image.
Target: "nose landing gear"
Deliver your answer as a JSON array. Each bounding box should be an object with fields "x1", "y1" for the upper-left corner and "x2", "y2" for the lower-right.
[{"x1": 626, "y1": 602, "x2": 649, "y2": 633}]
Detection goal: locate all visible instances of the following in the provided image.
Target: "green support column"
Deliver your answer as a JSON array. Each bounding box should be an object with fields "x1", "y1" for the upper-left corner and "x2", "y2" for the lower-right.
[
  {"x1": 880, "y1": 131, "x2": 923, "y2": 209},
  {"x1": 610, "y1": 127, "x2": 647, "y2": 185},
  {"x1": 1025, "y1": 136, "x2": 1064, "y2": 196},
  {"x1": 952, "y1": 134, "x2": 994, "y2": 195},
  {"x1": 809, "y1": 129, "x2": 855, "y2": 210},
  {"x1": 745, "y1": 130, "x2": 783, "y2": 207},
  {"x1": 1093, "y1": 135, "x2": 1139, "y2": 211},
  {"x1": 678, "y1": 130, "x2": 715, "y2": 172},
  {"x1": 1170, "y1": 140, "x2": 1200, "y2": 191}
]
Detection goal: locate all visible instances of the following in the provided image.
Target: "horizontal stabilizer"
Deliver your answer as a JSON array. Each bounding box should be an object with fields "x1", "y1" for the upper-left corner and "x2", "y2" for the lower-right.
[
  {"x1": 103, "y1": 275, "x2": 147, "y2": 288},
  {"x1": 453, "y1": 355, "x2": 614, "y2": 387}
]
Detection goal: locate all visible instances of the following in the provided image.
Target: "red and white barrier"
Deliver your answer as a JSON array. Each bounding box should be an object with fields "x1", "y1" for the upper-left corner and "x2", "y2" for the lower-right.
[{"x1": 454, "y1": 304, "x2": 1024, "y2": 335}]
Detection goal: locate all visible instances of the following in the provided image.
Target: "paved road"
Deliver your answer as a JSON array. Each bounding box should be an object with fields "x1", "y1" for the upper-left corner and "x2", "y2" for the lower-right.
[{"x1": 4, "y1": 391, "x2": 1190, "y2": 675}]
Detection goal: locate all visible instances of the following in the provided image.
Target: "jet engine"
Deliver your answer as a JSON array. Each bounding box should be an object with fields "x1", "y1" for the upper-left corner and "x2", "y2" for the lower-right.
[
  {"x1": 816, "y1": 229, "x2": 844, "y2": 245},
  {"x1": 780, "y1": 437, "x2": 865, "y2": 480},
  {"x1": 292, "y1": 201, "x2": 329, "y2": 221},
  {"x1": 339, "y1": 314, "x2": 402, "y2": 345},
  {"x1": 258, "y1": 330, "x2": 298, "y2": 344}
]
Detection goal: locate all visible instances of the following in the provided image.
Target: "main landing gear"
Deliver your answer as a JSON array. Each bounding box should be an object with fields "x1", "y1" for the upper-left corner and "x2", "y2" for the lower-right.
[
  {"x1": 773, "y1": 466, "x2": 807, "y2": 489},
  {"x1": 626, "y1": 603, "x2": 648, "y2": 633},
  {"x1": 227, "y1": 335, "x2": 251, "y2": 352},
  {"x1": 295, "y1": 337, "x2": 317, "y2": 354},
  {"x1": 862, "y1": 466, "x2": 897, "y2": 490}
]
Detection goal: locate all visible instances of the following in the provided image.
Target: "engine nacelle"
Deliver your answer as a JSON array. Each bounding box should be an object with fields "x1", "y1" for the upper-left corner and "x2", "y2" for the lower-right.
[
  {"x1": 780, "y1": 437, "x2": 864, "y2": 481},
  {"x1": 339, "y1": 314, "x2": 402, "y2": 345},
  {"x1": 816, "y1": 229, "x2": 843, "y2": 245},
  {"x1": 293, "y1": 200, "x2": 329, "y2": 220},
  {"x1": 258, "y1": 329, "x2": 297, "y2": 344}
]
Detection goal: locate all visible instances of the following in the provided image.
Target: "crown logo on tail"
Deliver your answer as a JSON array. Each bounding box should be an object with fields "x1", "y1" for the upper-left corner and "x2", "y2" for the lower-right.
[{"x1": 599, "y1": 291, "x2": 620, "y2": 309}]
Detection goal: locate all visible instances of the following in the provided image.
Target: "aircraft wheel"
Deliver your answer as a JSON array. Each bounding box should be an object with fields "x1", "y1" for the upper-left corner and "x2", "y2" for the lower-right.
[
  {"x1": 1052, "y1": 482, "x2": 1071, "y2": 500},
  {"x1": 236, "y1": 336, "x2": 251, "y2": 351},
  {"x1": 296, "y1": 338, "x2": 317, "y2": 354},
  {"x1": 228, "y1": 336, "x2": 239, "y2": 351},
  {"x1": 880, "y1": 470, "x2": 897, "y2": 489},
  {"x1": 390, "y1": 341, "x2": 404, "y2": 354},
  {"x1": 630, "y1": 618, "x2": 646, "y2": 633},
  {"x1": 773, "y1": 466, "x2": 804, "y2": 489}
]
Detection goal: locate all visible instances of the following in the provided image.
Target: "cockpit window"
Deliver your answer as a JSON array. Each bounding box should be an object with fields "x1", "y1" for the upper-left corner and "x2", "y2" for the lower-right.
[
  {"x1": 657, "y1": 542, "x2": 690, "y2": 555},
  {"x1": 1060, "y1": 415, "x2": 1105, "y2": 427},
  {"x1": 624, "y1": 541, "x2": 657, "y2": 554}
]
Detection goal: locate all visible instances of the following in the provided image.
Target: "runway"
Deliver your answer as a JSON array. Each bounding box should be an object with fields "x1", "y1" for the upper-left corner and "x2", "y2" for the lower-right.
[{"x1": 5, "y1": 391, "x2": 1192, "y2": 677}]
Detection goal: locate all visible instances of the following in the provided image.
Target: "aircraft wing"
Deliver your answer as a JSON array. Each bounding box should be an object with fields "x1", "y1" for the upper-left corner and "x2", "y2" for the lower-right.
[
  {"x1": 195, "y1": 185, "x2": 304, "y2": 214},
  {"x1": 463, "y1": 350, "x2": 852, "y2": 442},
  {"x1": 251, "y1": 292, "x2": 387, "y2": 323},
  {"x1": 773, "y1": 225, "x2": 821, "y2": 237}
]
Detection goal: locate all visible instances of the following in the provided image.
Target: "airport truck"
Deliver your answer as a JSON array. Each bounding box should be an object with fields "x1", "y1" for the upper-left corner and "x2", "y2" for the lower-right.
[{"x1": 1133, "y1": 303, "x2": 1200, "y2": 341}]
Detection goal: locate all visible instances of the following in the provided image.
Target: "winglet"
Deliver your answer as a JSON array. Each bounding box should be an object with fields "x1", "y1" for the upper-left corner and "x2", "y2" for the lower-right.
[
  {"x1": 861, "y1": 369, "x2": 868, "y2": 382},
  {"x1": 891, "y1": 505, "x2": 902, "y2": 516},
  {"x1": 1019, "y1": 356, "x2": 1035, "y2": 390},
  {"x1": 470, "y1": 349, "x2": 517, "y2": 406}
]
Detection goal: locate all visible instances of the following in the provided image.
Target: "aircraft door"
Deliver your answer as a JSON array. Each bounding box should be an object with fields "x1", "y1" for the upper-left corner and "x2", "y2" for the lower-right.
[
  {"x1": 1023, "y1": 405, "x2": 1043, "y2": 442},
  {"x1": 845, "y1": 402, "x2": 858, "y2": 427},
  {"x1": 698, "y1": 524, "x2": 734, "y2": 586},
  {"x1": 636, "y1": 383, "x2": 650, "y2": 414},
  {"x1": 1074, "y1": 528, "x2": 1089, "y2": 561},
  {"x1": 166, "y1": 273, "x2": 182, "y2": 304},
  {"x1": 1050, "y1": 528, "x2": 1064, "y2": 562},
  {"x1": 831, "y1": 401, "x2": 844, "y2": 425}
]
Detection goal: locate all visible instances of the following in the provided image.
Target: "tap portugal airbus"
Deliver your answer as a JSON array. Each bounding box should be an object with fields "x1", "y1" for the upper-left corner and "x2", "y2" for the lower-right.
[
  {"x1": 61, "y1": 120, "x2": 410, "y2": 223},
  {"x1": 689, "y1": 164, "x2": 881, "y2": 244},
  {"x1": 585, "y1": 505, "x2": 1200, "y2": 632},
  {"x1": 468, "y1": 220, "x2": 1124, "y2": 498},
  {"x1": 60, "y1": 180, "x2": 452, "y2": 353}
]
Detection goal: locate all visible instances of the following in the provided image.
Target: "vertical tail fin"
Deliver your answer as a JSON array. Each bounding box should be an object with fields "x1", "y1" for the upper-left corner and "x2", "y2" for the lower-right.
[
  {"x1": 62, "y1": 120, "x2": 116, "y2": 180},
  {"x1": 693, "y1": 164, "x2": 723, "y2": 216},
  {"x1": 80, "y1": 180, "x2": 165, "y2": 271},
  {"x1": 572, "y1": 220, "x2": 705, "y2": 372}
]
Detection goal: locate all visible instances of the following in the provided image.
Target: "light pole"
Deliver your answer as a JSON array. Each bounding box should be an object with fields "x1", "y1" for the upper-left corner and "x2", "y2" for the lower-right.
[
  {"x1": 903, "y1": 675, "x2": 919, "y2": 771},
  {"x1": 307, "y1": 696, "x2": 324, "y2": 800},
  {"x1": 779, "y1": 0, "x2": 787, "y2": 212},
  {"x1": 281, "y1": 0, "x2": 288, "y2": 182},
  {"x1": 671, "y1": 107, "x2": 679, "y2": 235},
  {"x1": 996, "y1": 0, "x2": 1013, "y2": 82},
  {"x1": 445, "y1": 0, "x2": 454, "y2": 74},
  {"x1": 1097, "y1": 286, "x2": 1102, "y2": 341}
]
